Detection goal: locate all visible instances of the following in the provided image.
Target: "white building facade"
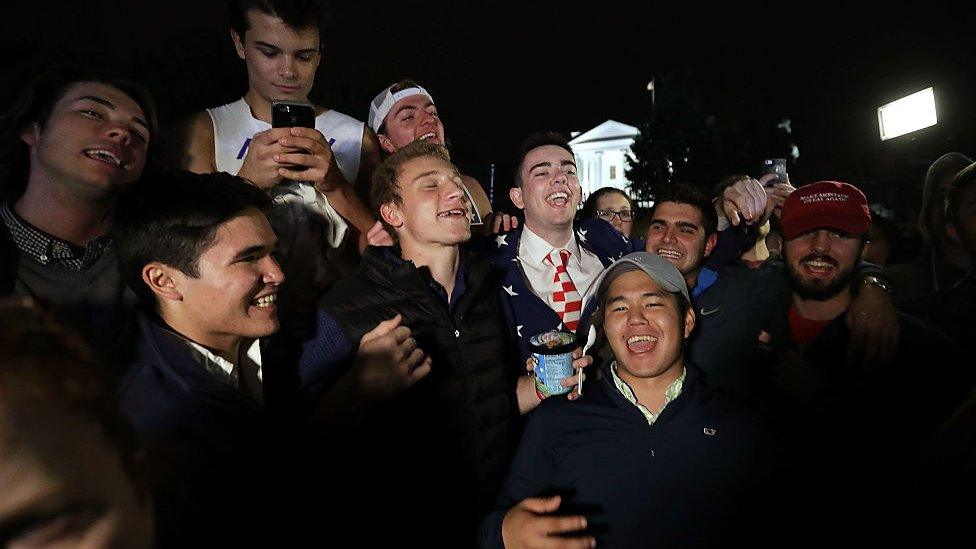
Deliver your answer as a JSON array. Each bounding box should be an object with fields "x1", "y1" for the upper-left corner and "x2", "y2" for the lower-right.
[{"x1": 568, "y1": 120, "x2": 640, "y2": 200}]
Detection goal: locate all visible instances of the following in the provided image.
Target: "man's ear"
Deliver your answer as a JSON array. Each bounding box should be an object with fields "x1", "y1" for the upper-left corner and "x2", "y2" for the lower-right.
[
  {"x1": 509, "y1": 187, "x2": 525, "y2": 210},
  {"x1": 19, "y1": 123, "x2": 39, "y2": 147},
  {"x1": 379, "y1": 202, "x2": 404, "y2": 230},
  {"x1": 683, "y1": 303, "x2": 696, "y2": 338},
  {"x1": 142, "y1": 263, "x2": 183, "y2": 303},
  {"x1": 703, "y1": 233, "x2": 718, "y2": 258},
  {"x1": 231, "y1": 30, "x2": 246, "y2": 60},
  {"x1": 377, "y1": 134, "x2": 396, "y2": 155}
]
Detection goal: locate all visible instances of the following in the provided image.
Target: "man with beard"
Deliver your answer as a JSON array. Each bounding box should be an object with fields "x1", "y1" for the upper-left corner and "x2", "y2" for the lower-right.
[
  {"x1": 644, "y1": 183, "x2": 898, "y2": 399},
  {"x1": 757, "y1": 181, "x2": 968, "y2": 544}
]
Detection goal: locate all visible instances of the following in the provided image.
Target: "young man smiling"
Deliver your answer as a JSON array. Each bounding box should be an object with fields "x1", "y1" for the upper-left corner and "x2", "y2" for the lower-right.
[
  {"x1": 0, "y1": 65, "x2": 155, "y2": 354},
  {"x1": 757, "y1": 181, "x2": 967, "y2": 545},
  {"x1": 482, "y1": 252, "x2": 779, "y2": 548},
  {"x1": 114, "y1": 170, "x2": 431, "y2": 545},
  {"x1": 644, "y1": 183, "x2": 899, "y2": 400},
  {"x1": 176, "y1": 0, "x2": 382, "y2": 340},
  {"x1": 491, "y1": 132, "x2": 633, "y2": 360},
  {"x1": 321, "y1": 141, "x2": 588, "y2": 545},
  {"x1": 367, "y1": 79, "x2": 495, "y2": 227}
]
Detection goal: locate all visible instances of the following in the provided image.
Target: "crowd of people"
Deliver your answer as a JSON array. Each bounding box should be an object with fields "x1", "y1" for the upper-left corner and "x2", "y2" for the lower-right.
[{"x1": 1, "y1": 1, "x2": 975, "y2": 547}]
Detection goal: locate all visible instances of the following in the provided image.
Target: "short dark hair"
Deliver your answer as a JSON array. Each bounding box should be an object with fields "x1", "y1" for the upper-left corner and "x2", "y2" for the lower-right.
[
  {"x1": 650, "y1": 183, "x2": 718, "y2": 237},
  {"x1": 0, "y1": 64, "x2": 157, "y2": 200},
  {"x1": 579, "y1": 187, "x2": 634, "y2": 222},
  {"x1": 228, "y1": 0, "x2": 327, "y2": 38},
  {"x1": 370, "y1": 140, "x2": 454, "y2": 239},
  {"x1": 946, "y1": 162, "x2": 976, "y2": 230},
  {"x1": 513, "y1": 132, "x2": 575, "y2": 188},
  {"x1": 115, "y1": 171, "x2": 272, "y2": 307}
]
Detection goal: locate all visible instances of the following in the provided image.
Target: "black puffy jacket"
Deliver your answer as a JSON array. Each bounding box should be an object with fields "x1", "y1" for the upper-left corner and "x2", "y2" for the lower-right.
[{"x1": 321, "y1": 246, "x2": 521, "y2": 544}]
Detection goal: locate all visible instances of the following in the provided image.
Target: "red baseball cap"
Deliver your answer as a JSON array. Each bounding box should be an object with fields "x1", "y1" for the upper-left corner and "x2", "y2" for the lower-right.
[{"x1": 780, "y1": 181, "x2": 871, "y2": 240}]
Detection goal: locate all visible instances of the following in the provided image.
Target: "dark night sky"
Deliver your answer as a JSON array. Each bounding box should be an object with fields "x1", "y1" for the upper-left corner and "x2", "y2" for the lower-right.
[{"x1": 2, "y1": 1, "x2": 974, "y2": 207}]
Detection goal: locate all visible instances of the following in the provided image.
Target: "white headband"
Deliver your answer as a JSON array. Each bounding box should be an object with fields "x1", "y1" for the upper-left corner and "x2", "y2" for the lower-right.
[{"x1": 368, "y1": 84, "x2": 435, "y2": 134}]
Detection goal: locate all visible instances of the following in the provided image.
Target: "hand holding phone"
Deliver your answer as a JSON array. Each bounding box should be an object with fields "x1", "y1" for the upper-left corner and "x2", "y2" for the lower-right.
[
  {"x1": 272, "y1": 101, "x2": 315, "y2": 129},
  {"x1": 760, "y1": 159, "x2": 788, "y2": 187},
  {"x1": 272, "y1": 101, "x2": 315, "y2": 172}
]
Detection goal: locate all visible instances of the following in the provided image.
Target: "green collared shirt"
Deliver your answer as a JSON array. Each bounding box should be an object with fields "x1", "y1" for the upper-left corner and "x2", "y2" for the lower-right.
[{"x1": 610, "y1": 362, "x2": 686, "y2": 426}]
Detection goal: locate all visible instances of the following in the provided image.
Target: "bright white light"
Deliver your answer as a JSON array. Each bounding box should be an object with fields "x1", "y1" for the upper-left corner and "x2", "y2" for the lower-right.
[{"x1": 878, "y1": 87, "x2": 937, "y2": 141}]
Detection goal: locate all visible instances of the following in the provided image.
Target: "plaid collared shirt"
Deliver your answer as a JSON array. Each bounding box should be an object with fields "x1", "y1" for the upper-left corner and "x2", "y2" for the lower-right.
[
  {"x1": 610, "y1": 361, "x2": 686, "y2": 426},
  {"x1": 2, "y1": 202, "x2": 112, "y2": 271}
]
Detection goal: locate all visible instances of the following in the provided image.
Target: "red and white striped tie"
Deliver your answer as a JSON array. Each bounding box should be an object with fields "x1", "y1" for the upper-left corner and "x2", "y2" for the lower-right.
[{"x1": 546, "y1": 249, "x2": 582, "y2": 331}]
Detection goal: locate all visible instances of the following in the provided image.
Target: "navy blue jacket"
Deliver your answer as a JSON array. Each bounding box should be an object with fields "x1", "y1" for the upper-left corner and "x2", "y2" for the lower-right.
[
  {"x1": 120, "y1": 314, "x2": 296, "y2": 546},
  {"x1": 487, "y1": 218, "x2": 633, "y2": 360},
  {"x1": 481, "y1": 362, "x2": 783, "y2": 548}
]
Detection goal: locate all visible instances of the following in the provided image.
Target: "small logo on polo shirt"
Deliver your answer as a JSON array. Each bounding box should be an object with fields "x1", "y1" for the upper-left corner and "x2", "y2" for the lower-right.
[{"x1": 703, "y1": 427, "x2": 717, "y2": 436}]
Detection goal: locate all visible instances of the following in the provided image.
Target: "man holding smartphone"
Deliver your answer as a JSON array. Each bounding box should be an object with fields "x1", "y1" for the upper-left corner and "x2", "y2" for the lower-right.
[{"x1": 174, "y1": 0, "x2": 384, "y2": 338}]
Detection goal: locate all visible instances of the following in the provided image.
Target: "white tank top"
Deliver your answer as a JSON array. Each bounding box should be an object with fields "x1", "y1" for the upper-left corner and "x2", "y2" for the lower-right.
[{"x1": 207, "y1": 97, "x2": 364, "y2": 184}]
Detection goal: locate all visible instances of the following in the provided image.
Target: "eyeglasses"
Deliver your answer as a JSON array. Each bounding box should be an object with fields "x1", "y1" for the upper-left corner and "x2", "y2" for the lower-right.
[{"x1": 595, "y1": 209, "x2": 634, "y2": 222}]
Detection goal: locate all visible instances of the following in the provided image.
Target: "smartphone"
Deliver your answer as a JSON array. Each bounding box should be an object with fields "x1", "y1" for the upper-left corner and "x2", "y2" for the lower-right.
[
  {"x1": 272, "y1": 101, "x2": 315, "y2": 172},
  {"x1": 272, "y1": 101, "x2": 315, "y2": 129},
  {"x1": 760, "y1": 158, "x2": 788, "y2": 186}
]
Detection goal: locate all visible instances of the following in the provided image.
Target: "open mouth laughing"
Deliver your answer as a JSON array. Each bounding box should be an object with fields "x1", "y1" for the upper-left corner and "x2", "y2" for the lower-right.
[
  {"x1": 626, "y1": 334, "x2": 659, "y2": 354},
  {"x1": 84, "y1": 148, "x2": 125, "y2": 168},
  {"x1": 546, "y1": 191, "x2": 570, "y2": 207}
]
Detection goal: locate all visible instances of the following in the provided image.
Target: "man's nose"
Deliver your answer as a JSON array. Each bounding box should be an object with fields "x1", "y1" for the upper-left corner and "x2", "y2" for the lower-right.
[
  {"x1": 627, "y1": 306, "x2": 649, "y2": 325},
  {"x1": 279, "y1": 57, "x2": 298, "y2": 78},
  {"x1": 263, "y1": 256, "x2": 285, "y2": 285},
  {"x1": 811, "y1": 230, "x2": 832, "y2": 252},
  {"x1": 662, "y1": 225, "x2": 678, "y2": 243},
  {"x1": 104, "y1": 123, "x2": 132, "y2": 145}
]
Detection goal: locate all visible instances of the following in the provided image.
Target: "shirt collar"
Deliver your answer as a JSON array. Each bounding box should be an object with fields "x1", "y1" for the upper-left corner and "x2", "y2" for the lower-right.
[
  {"x1": 609, "y1": 361, "x2": 686, "y2": 426},
  {"x1": 1, "y1": 202, "x2": 112, "y2": 269},
  {"x1": 520, "y1": 225, "x2": 582, "y2": 267},
  {"x1": 186, "y1": 339, "x2": 263, "y2": 382},
  {"x1": 691, "y1": 267, "x2": 719, "y2": 298}
]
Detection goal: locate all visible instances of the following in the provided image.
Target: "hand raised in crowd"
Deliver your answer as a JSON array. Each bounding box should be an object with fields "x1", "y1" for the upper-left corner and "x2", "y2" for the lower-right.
[
  {"x1": 366, "y1": 220, "x2": 395, "y2": 247},
  {"x1": 488, "y1": 211, "x2": 520, "y2": 234},
  {"x1": 351, "y1": 314, "x2": 431, "y2": 402},
  {"x1": 845, "y1": 284, "x2": 900, "y2": 367},
  {"x1": 501, "y1": 495, "x2": 595, "y2": 549},
  {"x1": 763, "y1": 178, "x2": 796, "y2": 219},
  {"x1": 518, "y1": 347, "x2": 592, "y2": 414},
  {"x1": 721, "y1": 176, "x2": 770, "y2": 226}
]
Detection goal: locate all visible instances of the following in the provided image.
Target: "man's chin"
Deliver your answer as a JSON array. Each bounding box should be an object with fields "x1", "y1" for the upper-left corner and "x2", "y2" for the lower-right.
[{"x1": 788, "y1": 270, "x2": 853, "y2": 301}]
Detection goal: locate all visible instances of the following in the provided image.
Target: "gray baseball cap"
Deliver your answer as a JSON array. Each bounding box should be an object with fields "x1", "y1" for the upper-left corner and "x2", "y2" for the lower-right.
[{"x1": 594, "y1": 252, "x2": 691, "y2": 305}]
